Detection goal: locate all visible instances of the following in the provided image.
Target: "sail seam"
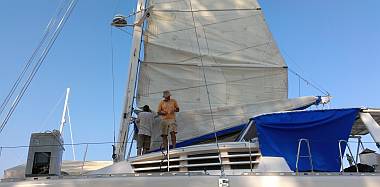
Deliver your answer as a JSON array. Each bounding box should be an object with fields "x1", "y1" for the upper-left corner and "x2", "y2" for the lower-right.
[
  {"x1": 153, "y1": 8, "x2": 261, "y2": 13},
  {"x1": 137, "y1": 72, "x2": 285, "y2": 96},
  {"x1": 145, "y1": 42, "x2": 281, "y2": 66},
  {"x1": 153, "y1": 13, "x2": 261, "y2": 37}
]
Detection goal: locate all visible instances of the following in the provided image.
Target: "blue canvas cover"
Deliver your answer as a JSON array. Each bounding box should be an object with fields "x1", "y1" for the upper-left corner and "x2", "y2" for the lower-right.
[{"x1": 253, "y1": 108, "x2": 360, "y2": 172}]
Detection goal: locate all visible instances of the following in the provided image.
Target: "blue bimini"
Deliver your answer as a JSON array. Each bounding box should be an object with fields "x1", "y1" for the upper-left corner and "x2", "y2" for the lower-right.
[{"x1": 253, "y1": 108, "x2": 360, "y2": 172}]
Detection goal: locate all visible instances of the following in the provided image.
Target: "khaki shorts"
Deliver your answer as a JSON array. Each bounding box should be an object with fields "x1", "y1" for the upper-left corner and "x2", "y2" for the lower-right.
[
  {"x1": 137, "y1": 134, "x2": 151, "y2": 150},
  {"x1": 160, "y1": 119, "x2": 177, "y2": 136}
]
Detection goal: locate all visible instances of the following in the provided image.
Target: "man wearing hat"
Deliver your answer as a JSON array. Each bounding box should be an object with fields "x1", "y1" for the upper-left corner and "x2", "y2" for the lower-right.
[{"x1": 157, "y1": 90, "x2": 179, "y2": 150}]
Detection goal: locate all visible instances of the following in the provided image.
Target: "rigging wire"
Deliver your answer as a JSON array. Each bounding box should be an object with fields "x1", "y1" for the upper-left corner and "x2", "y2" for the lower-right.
[
  {"x1": 115, "y1": 27, "x2": 133, "y2": 37},
  {"x1": 1, "y1": 0, "x2": 77, "y2": 134},
  {"x1": 112, "y1": 0, "x2": 121, "y2": 15},
  {"x1": 67, "y1": 104, "x2": 76, "y2": 160},
  {"x1": 109, "y1": 0, "x2": 123, "y2": 160},
  {"x1": 110, "y1": 27, "x2": 117, "y2": 145},
  {"x1": 288, "y1": 68, "x2": 330, "y2": 96},
  {"x1": 153, "y1": 8, "x2": 261, "y2": 13},
  {"x1": 298, "y1": 75, "x2": 301, "y2": 97},
  {"x1": 0, "y1": 0, "x2": 67, "y2": 116},
  {"x1": 39, "y1": 92, "x2": 66, "y2": 132},
  {"x1": 0, "y1": 0, "x2": 78, "y2": 135},
  {"x1": 188, "y1": 0, "x2": 225, "y2": 176},
  {"x1": 283, "y1": 50, "x2": 330, "y2": 96}
]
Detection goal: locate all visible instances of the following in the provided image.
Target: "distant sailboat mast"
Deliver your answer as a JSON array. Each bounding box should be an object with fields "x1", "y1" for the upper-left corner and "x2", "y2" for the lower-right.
[{"x1": 59, "y1": 87, "x2": 76, "y2": 161}]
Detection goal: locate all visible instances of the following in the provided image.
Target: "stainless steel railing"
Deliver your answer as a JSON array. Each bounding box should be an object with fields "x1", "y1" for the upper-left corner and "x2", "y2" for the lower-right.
[
  {"x1": 338, "y1": 140, "x2": 359, "y2": 173},
  {"x1": 296, "y1": 138, "x2": 314, "y2": 174}
]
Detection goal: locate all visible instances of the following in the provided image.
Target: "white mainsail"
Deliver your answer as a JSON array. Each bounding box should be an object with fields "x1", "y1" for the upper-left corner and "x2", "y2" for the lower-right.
[
  {"x1": 139, "y1": 0, "x2": 287, "y2": 107},
  {"x1": 137, "y1": 0, "x2": 290, "y2": 149},
  {"x1": 123, "y1": 0, "x2": 334, "y2": 151}
]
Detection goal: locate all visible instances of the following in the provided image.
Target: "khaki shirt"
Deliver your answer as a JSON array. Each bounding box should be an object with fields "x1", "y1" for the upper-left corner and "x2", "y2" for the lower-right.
[{"x1": 157, "y1": 99, "x2": 179, "y2": 120}]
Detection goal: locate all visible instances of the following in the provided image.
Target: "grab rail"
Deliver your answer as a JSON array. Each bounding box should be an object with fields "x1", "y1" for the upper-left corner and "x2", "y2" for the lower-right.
[
  {"x1": 296, "y1": 138, "x2": 314, "y2": 174},
  {"x1": 167, "y1": 141, "x2": 170, "y2": 172},
  {"x1": 248, "y1": 140, "x2": 253, "y2": 172},
  {"x1": 80, "y1": 144, "x2": 89, "y2": 175},
  {"x1": 338, "y1": 140, "x2": 359, "y2": 173}
]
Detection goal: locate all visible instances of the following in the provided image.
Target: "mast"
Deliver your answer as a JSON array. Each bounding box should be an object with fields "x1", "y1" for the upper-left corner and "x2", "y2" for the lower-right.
[{"x1": 115, "y1": 0, "x2": 146, "y2": 162}]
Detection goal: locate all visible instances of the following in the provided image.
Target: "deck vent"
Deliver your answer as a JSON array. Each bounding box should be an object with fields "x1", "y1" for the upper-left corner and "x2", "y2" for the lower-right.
[{"x1": 25, "y1": 130, "x2": 64, "y2": 177}]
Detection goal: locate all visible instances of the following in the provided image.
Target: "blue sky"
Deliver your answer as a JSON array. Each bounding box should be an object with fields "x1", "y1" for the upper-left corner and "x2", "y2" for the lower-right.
[{"x1": 0, "y1": 0, "x2": 380, "y2": 174}]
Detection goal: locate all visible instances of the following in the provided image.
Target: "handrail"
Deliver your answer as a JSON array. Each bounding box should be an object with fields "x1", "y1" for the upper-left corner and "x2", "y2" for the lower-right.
[
  {"x1": 349, "y1": 136, "x2": 364, "y2": 164},
  {"x1": 80, "y1": 144, "x2": 89, "y2": 175},
  {"x1": 248, "y1": 141, "x2": 253, "y2": 172},
  {"x1": 338, "y1": 140, "x2": 359, "y2": 173},
  {"x1": 167, "y1": 141, "x2": 170, "y2": 172},
  {"x1": 296, "y1": 138, "x2": 314, "y2": 174}
]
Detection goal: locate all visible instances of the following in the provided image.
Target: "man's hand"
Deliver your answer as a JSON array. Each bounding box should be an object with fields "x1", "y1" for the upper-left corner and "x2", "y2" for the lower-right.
[{"x1": 157, "y1": 111, "x2": 167, "y2": 115}]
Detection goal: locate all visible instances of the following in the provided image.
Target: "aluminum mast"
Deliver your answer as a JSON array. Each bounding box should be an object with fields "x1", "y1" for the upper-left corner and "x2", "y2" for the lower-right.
[{"x1": 115, "y1": 0, "x2": 146, "y2": 162}]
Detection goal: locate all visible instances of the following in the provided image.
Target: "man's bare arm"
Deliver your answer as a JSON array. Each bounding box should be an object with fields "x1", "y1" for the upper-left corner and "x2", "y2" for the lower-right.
[{"x1": 175, "y1": 101, "x2": 179, "y2": 112}]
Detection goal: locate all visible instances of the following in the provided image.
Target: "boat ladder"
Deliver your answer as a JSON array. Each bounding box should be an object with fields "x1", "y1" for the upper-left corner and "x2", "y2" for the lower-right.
[
  {"x1": 338, "y1": 140, "x2": 359, "y2": 173},
  {"x1": 296, "y1": 138, "x2": 314, "y2": 174}
]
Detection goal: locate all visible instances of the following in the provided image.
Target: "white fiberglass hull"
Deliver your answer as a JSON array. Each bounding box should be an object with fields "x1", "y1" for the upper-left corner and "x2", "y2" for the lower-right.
[{"x1": 1, "y1": 174, "x2": 380, "y2": 187}]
